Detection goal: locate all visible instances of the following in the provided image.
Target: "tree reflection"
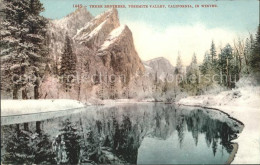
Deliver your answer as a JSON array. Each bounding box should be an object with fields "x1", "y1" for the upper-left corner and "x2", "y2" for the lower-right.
[
  {"x1": 184, "y1": 109, "x2": 237, "y2": 155},
  {"x1": 1, "y1": 104, "x2": 242, "y2": 164},
  {"x1": 3, "y1": 122, "x2": 55, "y2": 164}
]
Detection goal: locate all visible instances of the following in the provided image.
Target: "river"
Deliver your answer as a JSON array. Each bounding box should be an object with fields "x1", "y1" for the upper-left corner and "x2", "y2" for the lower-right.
[{"x1": 1, "y1": 103, "x2": 243, "y2": 164}]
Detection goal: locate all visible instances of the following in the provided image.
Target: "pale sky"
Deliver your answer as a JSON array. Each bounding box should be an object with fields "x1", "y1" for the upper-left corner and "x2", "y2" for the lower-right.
[{"x1": 41, "y1": 0, "x2": 259, "y2": 66}]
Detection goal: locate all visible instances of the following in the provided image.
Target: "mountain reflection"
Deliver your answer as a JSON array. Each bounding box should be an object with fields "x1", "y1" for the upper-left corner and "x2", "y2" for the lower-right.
[{"x1": 1, "y1": 104, "x2": 243, "y2": 164}]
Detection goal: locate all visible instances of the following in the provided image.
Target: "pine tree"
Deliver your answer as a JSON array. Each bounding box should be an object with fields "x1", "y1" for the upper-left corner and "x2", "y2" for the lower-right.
[
  {"x1": 191, "y1": 53, "x2": 197, "y2": 65},
  {"x1": 198, "y1": 51, "x2": 218, "y2": 92},
  {"x1": 152, "y1": 71, "x2": 161, "y2": 101},
  {"x1": 200, "y1": 52, "x2": 210, "y2": 75},
  {"x1": 183, "y1": 53, "x2": 200, "y2": 95},
  {"x1": 218, "y1": 44, "x2": 233, "y2": 87},
  {"x1": 187, "y1": 53, "x2": 199, "y2": 84},
  {"x1": 249, "y1": 25, "x2": 260, "y2": 75},
  {"x1": 210, "y1": 40, "x2": 217, "y2": 63},
  {"x1": 243, "y1": 38, "x2": 252, "y2": 74},
  {"x1": 0, "y1": 0, "x2": 48, "y2": 99},
  {"x1": 162, "y1": 74, "x2": 169, "y2": 95},
  {"x1": 60, "y1": 35, "x2": 76, "y2": 92},
  {"x1": 175, "y1": 54, "x2": 183, "y2": 75}
]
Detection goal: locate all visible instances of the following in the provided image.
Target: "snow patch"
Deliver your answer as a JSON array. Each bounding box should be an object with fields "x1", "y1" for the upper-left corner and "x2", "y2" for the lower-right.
[
  {"x1": 100, "y1": 25, "x2": 126, "y2": 50},
  {"x1": 1, "y1": 99, "x2": 86, "y2": 116},
  {"x1": 79, "y1": 20, "x2": 107, "y2": 42}
]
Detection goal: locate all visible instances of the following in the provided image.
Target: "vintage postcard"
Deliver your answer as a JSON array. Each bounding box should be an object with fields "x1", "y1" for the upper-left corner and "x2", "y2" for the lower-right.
[{"x1": 1, "y1": 0, "x2": 259, "y2": 164}]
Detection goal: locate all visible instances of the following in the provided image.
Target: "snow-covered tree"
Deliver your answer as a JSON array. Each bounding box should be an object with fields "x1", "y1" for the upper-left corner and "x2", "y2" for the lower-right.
[
  {"x1": 249, "y1": 25, "x2": 260, "y2": 77},
  {"x1": 175, "y1": 54, "x2": 183, "y2": 75},
  {"x1": 200, "y1": 52, "x2": 211, "y2": 75},
  {"x1": 218, "y1": 44, "x2": 234, "y2": 88},
  {"x1": 60, "y1": 35, "x2": 76, "y2": 92},
  {"x1": 210, "y1": 40, "x2": 217, "y2": 63},
  {"x1": 243, "y1": 38, "x2": 253, "y2": 74},
  {"x1": 187, "y1": 53, "x2": 199, "y2": 83},
  {"x1": 182, "y1": 53, "x2": 200, "y2": 95},
  {"x1": 0, "y1": 0, "x2": 48, "y2": 99}
]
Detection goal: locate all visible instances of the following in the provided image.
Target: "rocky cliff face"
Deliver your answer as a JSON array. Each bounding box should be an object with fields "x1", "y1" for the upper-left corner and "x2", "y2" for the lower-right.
[
  {"x1": 47, "y1": 8, "x2": 144, "y2": 77},
  {"x1": 74, "y1": 9, "x2": 120, "y2": 50},
  {"x1": 52, "y1": 7, "x2": 93, "y2": 37},
  {"x1": 97, "y1": 25, "x2": 145, "y2": 76},
  {"x1": 46, "y1": 7, "x2": 94, "y2": 74},
  {"x1": 41, "y1": 8, "x2": 145, "y2": 100}
]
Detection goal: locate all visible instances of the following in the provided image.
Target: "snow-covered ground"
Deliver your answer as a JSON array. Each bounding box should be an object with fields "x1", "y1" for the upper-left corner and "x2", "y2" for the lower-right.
[
  {"x1": 178, "y1": 86, "x2": 260, "y2": 164},
  {"x1": 1, "y1": 99, "x2": 86, "y2": 116}
]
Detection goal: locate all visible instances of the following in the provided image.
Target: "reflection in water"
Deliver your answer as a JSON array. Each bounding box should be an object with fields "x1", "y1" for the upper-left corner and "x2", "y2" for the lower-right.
[{"x1": 1, "y1": 103, "x2": 243, "y2": 164}]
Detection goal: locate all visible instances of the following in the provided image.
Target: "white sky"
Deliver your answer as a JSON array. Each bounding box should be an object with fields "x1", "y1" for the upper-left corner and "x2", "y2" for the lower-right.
[{"x1": 127, "y1": 22, "x2": 248, "y2": 66}]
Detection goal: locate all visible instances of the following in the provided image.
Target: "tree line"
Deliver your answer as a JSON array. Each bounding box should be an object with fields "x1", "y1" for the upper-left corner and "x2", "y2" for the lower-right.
[{"x1": 179, "y1": 25, "x2": 260, "y2": 95}]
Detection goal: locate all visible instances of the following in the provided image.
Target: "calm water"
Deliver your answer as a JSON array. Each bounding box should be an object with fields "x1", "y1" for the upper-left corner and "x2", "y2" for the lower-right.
[{"x1": 1, "y1": 103, "x2": 243, "y2": 164}]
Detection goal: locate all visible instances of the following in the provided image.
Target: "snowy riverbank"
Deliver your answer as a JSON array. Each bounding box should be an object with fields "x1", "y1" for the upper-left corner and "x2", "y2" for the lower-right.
[
  {"x1": 1, "y1": 99, "x2": 86, "y2": 116},
  {"x1": 178, "y1": 86, "x2": 260, "y2": 164}
]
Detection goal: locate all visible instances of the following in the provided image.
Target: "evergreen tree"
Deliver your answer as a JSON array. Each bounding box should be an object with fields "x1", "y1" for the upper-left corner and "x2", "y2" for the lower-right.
[
  {"x1": 175, "y1": 54, "x2": 183, "y2": 75},
  {"x1": 187, "y1": 53, "x2": 198, "y2": 81},
  {"x1": 243, "y1": 38, "x2": 252, "y2": 74},
  {"x1": 60, "y1": 35, "x2": 76, "y2": 92},
  {"x1": 200, "y1": 52, "x2": 210, "y2": 75},
  {"x1": 0, "y1": 0, "x2": 48, "y2": 99},
  {"x1": 162, "y1": 74, "x2": 169, "y2": 95},
  {"x1": 198, "y1": 51, "x2": 218, "y2": 93},
  {"x1": 210, "y1": 40, "x2": 217, "y2": 63},
  {"x1": 184, "y1": 53, "x2": 200, "y2": 94},
  {"x1": 218, "y1": 44, "x2": 233, "y2": 87},
  {"x1": 249, "y1": 25, "x2": 260, "y2": 76}
]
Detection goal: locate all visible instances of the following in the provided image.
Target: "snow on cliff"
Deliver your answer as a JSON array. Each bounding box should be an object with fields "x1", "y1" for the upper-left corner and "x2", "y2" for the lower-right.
[
  {"x1": 97, "y1": 24, "x2": 145, "y2": 76},
  {"x1": 52, "y1": 7, "x2": 93, "y2": 37},
  {"x1": 73, "y1": 8, "x2": 120, "y2": 48},
  {"x1": 100, "y1": 25, "x2": 127, "y2": 50},
  {"x1": 178, "y1": 86, "x2": 260, "y2": 164}
]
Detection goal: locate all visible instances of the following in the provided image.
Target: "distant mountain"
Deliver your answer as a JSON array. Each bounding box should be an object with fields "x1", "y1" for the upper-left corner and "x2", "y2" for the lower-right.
[{"x1": 143, "y1": 57, "x2": 175, "y2": 80}]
